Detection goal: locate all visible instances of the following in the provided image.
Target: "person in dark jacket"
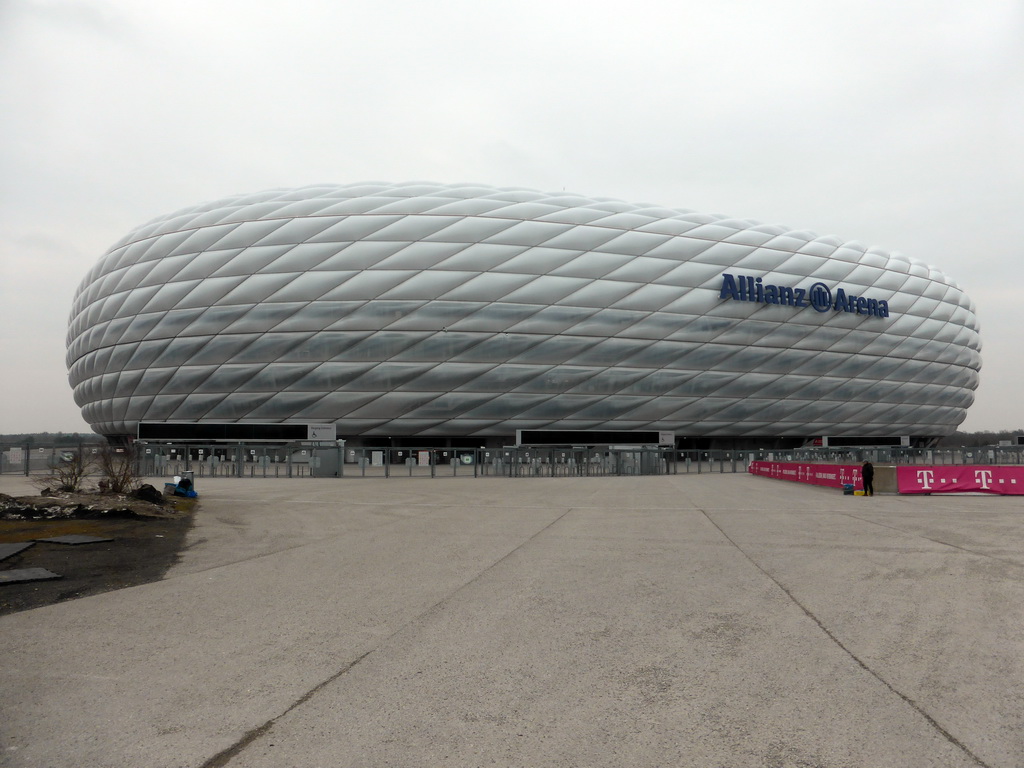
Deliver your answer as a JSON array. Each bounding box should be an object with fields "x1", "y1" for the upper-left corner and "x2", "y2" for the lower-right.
[{"x1": 862, "y1": 461, "x2": 874, "y2": 496}]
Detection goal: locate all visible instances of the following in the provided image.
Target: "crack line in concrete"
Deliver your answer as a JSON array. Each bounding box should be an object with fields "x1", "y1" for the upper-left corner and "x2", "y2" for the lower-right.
[
  {"x1": 697, "y1": 507, "x2": 992, "y2": 768},
  {"x1": 837, "y1": 511, "x2": 1024, "y2": 570},
  {"x1": 198, "y1": 505, "x2": 576, "y2": 768},
  {"x1": 199, "y1": 649, "x2": 373, "y2": 768}
]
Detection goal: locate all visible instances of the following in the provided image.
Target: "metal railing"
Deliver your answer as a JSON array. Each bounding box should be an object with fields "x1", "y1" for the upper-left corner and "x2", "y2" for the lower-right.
[
  {"x1": 4, "y1": 442, "x2": 1022, "y2": 481},
  {"x1": 1, "y1": 444, "x2": 108, "y2": 476},
  {"x1": 134, "y1": 445, "x2": 688, "y2": 479}
]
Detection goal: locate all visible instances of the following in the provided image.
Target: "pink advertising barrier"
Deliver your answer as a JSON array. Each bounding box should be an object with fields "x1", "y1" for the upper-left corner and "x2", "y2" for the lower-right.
[
  {"x1": 896, "y1": 466, "x2": 1024, "y2": 495},
  {"x1": 748, "y1": 461, "x2": 862, "y2": 490},
  {"x1": 749, "y1": 461, "x2": 1024, "y2": 495}
]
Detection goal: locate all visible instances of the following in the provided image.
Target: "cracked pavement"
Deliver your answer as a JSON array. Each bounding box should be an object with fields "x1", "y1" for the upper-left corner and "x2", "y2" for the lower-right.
[{"x1": 1, "y1": 473, "x2": 1021, "y2": 767}]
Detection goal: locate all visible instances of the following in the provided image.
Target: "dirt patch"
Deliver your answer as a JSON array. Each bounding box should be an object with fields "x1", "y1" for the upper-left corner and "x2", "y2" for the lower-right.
[
  {"x1": 0, "y1": 490, "x2": 195, "y2": 616},
  {"x1": 0, "y1": 486, "x2": 180, "y2": 521}
]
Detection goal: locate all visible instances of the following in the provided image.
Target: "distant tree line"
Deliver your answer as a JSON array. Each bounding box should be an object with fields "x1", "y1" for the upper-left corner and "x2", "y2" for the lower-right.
[
  {"x1": 0, "y1": 432, "x2": 105, "y2": 445},
  {"x1": 936, "y1": 430, "x2": 1024, "y2": 447}
]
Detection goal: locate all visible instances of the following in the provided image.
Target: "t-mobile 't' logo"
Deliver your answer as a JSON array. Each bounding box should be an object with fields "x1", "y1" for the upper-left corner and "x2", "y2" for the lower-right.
[
  {"x1": 974, "y1": 470, "x2": 993, "y2": 489},
  {"x1": 916, "y1": 470, "x2": 935, "y2": 489}
]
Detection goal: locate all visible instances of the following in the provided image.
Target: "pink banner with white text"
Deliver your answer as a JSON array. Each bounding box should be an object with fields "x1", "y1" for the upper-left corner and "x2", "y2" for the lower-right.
[
  {"x1": 897, "y1": 466, "x2": 1024, "y2": 495},
  {"x1": 748, "y1": 461, "x2": 863, "y2": 490}
]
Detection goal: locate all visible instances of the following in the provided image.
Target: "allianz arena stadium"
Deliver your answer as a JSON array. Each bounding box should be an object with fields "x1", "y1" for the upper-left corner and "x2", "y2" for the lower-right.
[{"x1": 67, "y1": 182, "x2": 982, "y2": 449}]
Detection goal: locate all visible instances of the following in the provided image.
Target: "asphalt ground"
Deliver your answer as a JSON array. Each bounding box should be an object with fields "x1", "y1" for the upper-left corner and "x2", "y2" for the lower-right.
[
  {"x1": 0, "y1": 513, "x2": 192, "y2": 616},
  {"x1": 0, "y1": 473, "x2": 1022, "y2": 768}
]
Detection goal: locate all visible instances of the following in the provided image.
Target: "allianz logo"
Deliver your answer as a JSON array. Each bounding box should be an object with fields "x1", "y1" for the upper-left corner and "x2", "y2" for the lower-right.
[{"x1": 719, "y1": 273, "x2": 891, "y2": 318}]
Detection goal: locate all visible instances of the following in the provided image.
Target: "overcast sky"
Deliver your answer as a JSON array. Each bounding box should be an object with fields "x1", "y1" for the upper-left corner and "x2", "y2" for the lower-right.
[{"x1": 1, "y1": 0, "x2": 1021, "y2": 435}]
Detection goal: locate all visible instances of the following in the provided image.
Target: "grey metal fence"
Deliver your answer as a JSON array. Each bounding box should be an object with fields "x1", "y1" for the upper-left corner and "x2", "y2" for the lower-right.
[
  {"x1": 1, "y1": 444, "x2": 109, "y2": 477},
  {"x1": 4, "y1": 442, "x2": 1023, "y2": 481},
  {"x1": 134, "y1": 445, "x2": 685, "y2": 479}
]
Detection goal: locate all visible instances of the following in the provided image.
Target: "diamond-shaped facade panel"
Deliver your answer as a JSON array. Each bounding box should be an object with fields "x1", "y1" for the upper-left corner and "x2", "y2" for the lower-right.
[{"x1": 67, "y1": 182, "x2": 982, "y2": 442}]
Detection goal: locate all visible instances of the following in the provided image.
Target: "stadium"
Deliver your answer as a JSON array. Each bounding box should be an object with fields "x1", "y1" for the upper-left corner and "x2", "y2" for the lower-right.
[{"x1": 66, "y1": 182, "x2": 982, "y2": 451}]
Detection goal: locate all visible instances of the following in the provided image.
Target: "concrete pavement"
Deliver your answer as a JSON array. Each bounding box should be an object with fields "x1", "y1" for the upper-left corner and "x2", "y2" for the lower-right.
[{"x1": 1, "y1": 474, "x2": 1022, "y2": 767}]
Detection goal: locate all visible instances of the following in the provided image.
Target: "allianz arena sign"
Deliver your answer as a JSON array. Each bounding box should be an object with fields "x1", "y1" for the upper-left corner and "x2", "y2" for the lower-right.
[{"x1": 720, "y1": 273, "x2": 891, "y2": 318}]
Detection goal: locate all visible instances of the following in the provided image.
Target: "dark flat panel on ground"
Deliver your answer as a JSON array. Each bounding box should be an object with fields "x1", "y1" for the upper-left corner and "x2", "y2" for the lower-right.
[
  {"x1": 36, "y1": 535, "x2": 114, "y2": 545},
  {"x1": 0, "y1": 568, "x2": 61, "y2": 584},
  {"x1": 0, "y1": 542, "x2": 35, "y2": 561}
]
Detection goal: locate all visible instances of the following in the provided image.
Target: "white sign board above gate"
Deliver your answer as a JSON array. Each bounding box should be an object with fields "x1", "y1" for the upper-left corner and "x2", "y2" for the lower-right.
[{"x1": 307, "y1": 424, "x2": 337, "y2": 441}]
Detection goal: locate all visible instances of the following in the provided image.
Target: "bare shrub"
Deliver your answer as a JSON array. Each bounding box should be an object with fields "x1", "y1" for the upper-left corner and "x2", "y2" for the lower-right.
[
  {"x1": 96, "y1": 444, "x2": 142, "y2": 494},
  {"x1": 34, "y1": 450, "x2": 94, "y2": 493}
]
